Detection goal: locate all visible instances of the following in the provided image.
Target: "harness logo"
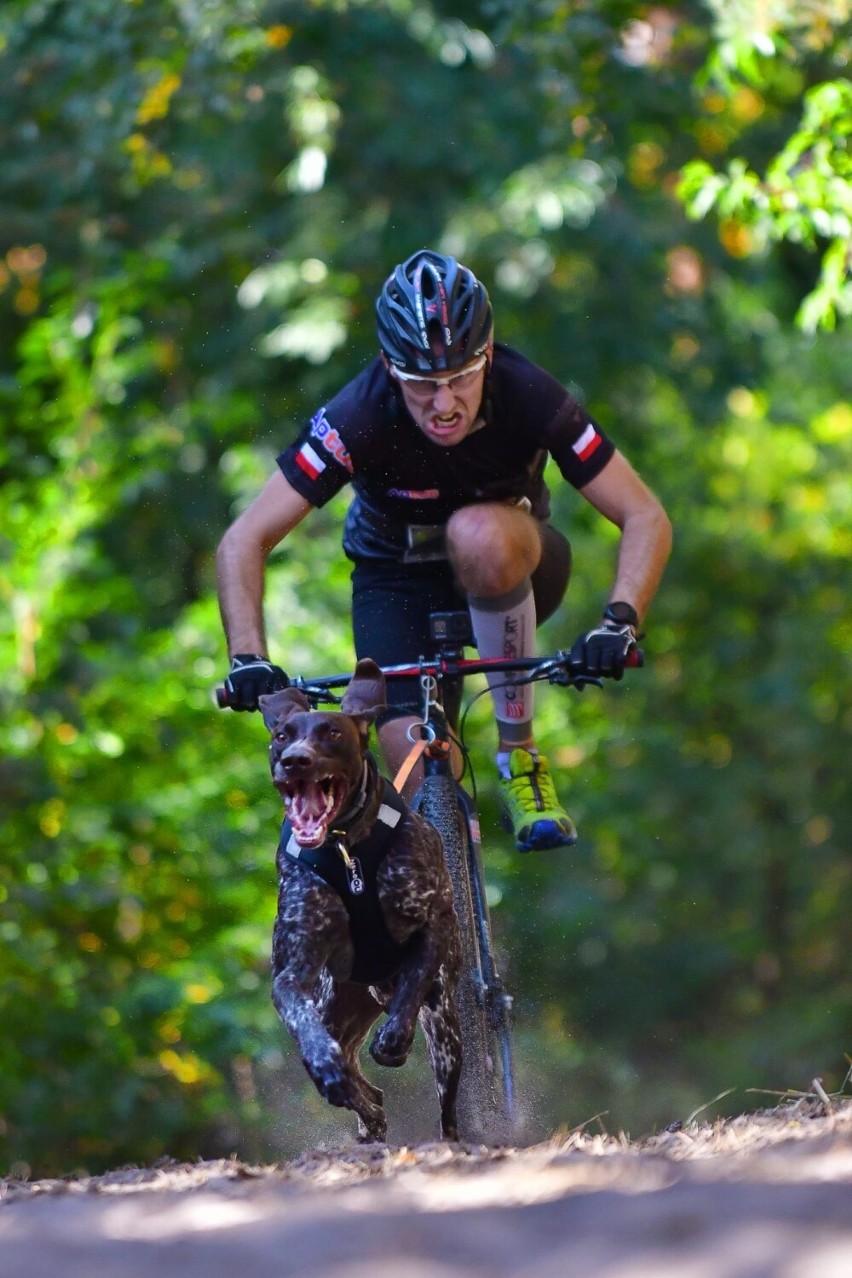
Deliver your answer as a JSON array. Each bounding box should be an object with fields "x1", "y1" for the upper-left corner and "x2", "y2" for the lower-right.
[{"x1": 310, "y1": 408, "x2": 353, "y2": 474}]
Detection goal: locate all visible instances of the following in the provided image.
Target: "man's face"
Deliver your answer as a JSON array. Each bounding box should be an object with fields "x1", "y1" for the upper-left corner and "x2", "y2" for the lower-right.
[{"x1": 390, "y1": 350, "x2": 490, "y2": 447}]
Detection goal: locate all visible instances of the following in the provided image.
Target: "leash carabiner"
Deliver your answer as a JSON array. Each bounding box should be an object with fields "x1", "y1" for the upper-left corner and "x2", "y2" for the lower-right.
[{"x1": 419, "y1": 672, "x2": 439, "y2": 719}]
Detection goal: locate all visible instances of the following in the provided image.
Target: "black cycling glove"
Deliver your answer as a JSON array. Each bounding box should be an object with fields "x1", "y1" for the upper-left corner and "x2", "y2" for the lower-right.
[
  {"x1": 224, "y1": 653, "x2": 289, "y2": 710},
  {"x1": 569, "y1": 603, "x2": 639, "y2": 679}
]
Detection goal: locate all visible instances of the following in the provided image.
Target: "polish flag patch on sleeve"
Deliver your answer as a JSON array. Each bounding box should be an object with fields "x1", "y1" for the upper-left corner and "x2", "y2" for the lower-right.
[
  {"x1": 295, "y1": 442, "x2": 326, "y2": 480},
  {"x1": 573, "y1": 422, "x2": 603, "y2": 462}
]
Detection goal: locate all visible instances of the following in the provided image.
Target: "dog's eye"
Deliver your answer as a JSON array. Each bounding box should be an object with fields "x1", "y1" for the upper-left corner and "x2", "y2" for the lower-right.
[{"x1": 326, "y1": 725, "x2": 342, "y2": 739}]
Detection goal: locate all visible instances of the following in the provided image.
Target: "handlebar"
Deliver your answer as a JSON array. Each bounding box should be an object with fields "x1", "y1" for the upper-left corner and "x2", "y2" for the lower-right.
[{"x1": 215, "y1": 647, "x2": 643, "y2": 709}]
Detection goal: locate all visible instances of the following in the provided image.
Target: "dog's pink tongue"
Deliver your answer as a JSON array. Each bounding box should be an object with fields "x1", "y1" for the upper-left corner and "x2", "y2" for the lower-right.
[{"x1": 288, "y1": 784, "x2": 331, "y2": 848}]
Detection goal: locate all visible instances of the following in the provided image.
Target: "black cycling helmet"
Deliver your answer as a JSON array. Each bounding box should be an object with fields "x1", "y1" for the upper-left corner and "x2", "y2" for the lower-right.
[{"x1": 375, "y1": 249, "x2": 493, "y2": 373}]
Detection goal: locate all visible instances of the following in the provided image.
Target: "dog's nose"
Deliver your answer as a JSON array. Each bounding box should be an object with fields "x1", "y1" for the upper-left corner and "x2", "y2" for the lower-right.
[{"x1": 279, "y1": 750, "x2": 313, "y2": 772}]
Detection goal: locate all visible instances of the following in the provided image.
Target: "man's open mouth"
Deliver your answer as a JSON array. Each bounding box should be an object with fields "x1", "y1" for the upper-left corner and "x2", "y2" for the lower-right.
[
  {"x1": 282, "y1": 774, "x2": 349, "y2": 847},
  {"x1": 427, "y1": 412, "x2": 465, "y2": 441}
]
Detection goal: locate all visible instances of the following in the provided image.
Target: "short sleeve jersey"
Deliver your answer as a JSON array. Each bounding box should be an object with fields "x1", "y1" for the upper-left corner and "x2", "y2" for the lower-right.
[{"x1": 277, "y1": 343, "x2": 615, "y2": 562}]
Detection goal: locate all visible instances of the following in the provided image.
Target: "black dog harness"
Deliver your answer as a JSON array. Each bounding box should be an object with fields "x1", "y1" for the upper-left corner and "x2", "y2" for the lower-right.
[{"x1": 278, "y1": 772, "x2": 419, "y2": 985}]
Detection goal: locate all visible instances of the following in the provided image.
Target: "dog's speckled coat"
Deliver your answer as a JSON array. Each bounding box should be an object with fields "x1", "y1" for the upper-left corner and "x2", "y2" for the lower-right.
[{"x1": 260, "y1": 659, "x2": 462, "y2": 1143}]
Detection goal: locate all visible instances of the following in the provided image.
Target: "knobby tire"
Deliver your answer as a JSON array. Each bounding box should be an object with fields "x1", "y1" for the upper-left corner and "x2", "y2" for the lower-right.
[
  {"x1": 416, "y1": 775, "x2": 513, "y2": 1143},
  {"x1": 457, "y1": 786, "x2": 517, "y2": 1130}
]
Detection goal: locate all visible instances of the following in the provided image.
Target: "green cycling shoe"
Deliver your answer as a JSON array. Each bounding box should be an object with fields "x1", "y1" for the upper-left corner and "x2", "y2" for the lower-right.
[{"x1": 499, "y1": 748, "x2": 578, "y2": 852}]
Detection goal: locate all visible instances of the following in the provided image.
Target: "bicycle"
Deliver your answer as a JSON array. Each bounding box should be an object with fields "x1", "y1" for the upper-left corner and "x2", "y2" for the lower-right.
[{"x1": 218, "y1": 610, "x2": 641, "y2": 1143}]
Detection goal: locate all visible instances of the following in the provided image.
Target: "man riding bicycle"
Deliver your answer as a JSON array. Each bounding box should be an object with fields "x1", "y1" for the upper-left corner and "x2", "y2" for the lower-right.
[{"x1": 217, "y1": 249, "x2": 672, "y2": 852}]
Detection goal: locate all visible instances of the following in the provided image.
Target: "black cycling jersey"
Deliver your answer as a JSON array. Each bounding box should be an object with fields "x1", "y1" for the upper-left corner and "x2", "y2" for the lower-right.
[{"x1": 277, "y1": 342, "x2": 615, "y2": 563}]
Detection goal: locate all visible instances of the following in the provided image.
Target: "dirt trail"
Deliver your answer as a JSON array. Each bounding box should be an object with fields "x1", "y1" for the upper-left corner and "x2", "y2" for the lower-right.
[{"x1": 2, "y1": 1098, "x2": 851, "y2": 1277}]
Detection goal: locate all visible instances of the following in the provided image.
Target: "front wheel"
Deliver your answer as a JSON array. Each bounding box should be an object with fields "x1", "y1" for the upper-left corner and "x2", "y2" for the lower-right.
[{"x1": 415, "y1": 775, "x2": 514, "y2": 1143}]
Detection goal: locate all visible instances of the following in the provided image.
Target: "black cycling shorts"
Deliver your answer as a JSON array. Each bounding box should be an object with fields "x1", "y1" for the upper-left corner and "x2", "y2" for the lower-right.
[{"x1": 351, "y1": 522, "x2": 571, "y2": 723}]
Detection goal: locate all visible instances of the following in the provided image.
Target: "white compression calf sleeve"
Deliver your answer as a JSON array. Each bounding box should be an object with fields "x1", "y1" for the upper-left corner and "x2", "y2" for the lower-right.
[{"x1": 467, "y1": 579, "x2": 536, "y2": 743}]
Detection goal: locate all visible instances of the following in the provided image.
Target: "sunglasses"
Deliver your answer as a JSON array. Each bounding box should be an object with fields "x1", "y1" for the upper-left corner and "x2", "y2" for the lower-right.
[{"x1": 390, "y1": 353, "x2": 488, "y2": 396}]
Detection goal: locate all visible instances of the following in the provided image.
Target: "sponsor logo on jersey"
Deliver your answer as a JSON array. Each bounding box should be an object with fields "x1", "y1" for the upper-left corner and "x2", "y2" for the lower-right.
[
  {"x1": 309, "y1": 408, "x2": 353, "y2": 473},
  {"x1": 573, "y1": 422, "x2": 603, "y2": 462},
  {"x1": 295, "y1": 442, "x2": 326, "y2": 480},
  {"x1": 387, "y1": 487, "x2": 440, "y2": 500}
]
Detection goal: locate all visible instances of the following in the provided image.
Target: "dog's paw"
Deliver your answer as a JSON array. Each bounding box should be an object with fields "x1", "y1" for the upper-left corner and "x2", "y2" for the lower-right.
[
  {"x1": 356, "y1": 1113, "x2": 388, "y2": 1144},
  {"x1": 306, "y1": 1048, "x2": 354, "y2": 1108},
  {"x1": 369, "y1": 1020, "x2": 415, "y2": 1068}
]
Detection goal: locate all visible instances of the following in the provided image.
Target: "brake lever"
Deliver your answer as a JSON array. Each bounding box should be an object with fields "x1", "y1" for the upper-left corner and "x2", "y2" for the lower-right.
[
  {"x1": 537, "y1": 654, "x2": 604, "y2": 690},
  {"x1": 290, "y1": 678, "x2": 343, "y2": 705},
  {"x1": 550, "y1": 668, "x2": 604, "y2": 690}
]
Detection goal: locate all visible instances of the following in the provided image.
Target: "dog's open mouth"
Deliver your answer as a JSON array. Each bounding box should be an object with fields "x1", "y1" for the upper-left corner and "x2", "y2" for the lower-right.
[{"x1": 283, "y1": 775, "x2": 349, "y2": 848}]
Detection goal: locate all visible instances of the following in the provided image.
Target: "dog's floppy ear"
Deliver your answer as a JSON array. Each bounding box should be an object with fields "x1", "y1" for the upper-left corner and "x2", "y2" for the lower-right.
[
  {"x1": 340, "y1": 658, "x2": 387, "y2": 726},
  {"x1": 259, "y1": 687, "x2": 311, "y2": 732}
]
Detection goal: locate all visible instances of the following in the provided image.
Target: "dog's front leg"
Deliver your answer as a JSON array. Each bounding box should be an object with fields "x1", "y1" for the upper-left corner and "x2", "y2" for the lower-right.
[
  {"x1": 369, "y1": 923, "x2": 448, "y2": 1068},
  {"x1": 272, "y1": 969, "x2": 358, "y2": 1110},
  {"x1": 321, "y1": 980, "x2": 388, "y2": 1143},
  {"x1": 271, "y1": 875, "x2": 360, "y2": 1111}
]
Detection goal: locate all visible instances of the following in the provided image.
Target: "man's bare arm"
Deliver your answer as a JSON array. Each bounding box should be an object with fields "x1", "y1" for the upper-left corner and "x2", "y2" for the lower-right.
[
  {"x1": 578, "y1": 450, "x2": 672, "y2": 623},
  {"x1": 216, "y1": 470, "x2": 313, "y2": 656}
]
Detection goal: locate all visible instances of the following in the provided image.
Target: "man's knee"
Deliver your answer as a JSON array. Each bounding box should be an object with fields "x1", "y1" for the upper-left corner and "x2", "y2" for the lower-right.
[{"x1": 446, "y1": 504, "x2": 541, "y2": 595}]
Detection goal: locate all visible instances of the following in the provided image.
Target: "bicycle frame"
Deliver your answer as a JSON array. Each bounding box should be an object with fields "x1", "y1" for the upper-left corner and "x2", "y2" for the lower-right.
[{"x1": 217, "y1": 635, "x2": 641, "y2": 1141}]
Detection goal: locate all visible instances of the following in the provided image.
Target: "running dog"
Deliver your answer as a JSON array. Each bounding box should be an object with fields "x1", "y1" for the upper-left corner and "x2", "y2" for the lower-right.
[{"x1": 259, "y1": 659, "x2": 462, "y2": 1143}]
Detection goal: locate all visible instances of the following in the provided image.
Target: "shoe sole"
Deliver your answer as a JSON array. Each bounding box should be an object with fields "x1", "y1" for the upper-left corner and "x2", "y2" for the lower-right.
[{"x1": 500, "y1": 811, "x2": 578, "y2": 852}]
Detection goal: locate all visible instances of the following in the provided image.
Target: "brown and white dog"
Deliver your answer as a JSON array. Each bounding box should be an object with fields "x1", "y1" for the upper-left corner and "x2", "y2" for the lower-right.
[{"x1": 260, "y1": 658, "x2": 462, "y2": 1143}]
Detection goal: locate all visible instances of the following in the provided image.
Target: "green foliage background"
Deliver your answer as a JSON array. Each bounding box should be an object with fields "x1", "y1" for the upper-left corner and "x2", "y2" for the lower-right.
[{"x1": 1, "y1": 0, "x2": 850, "y2": 1176}]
